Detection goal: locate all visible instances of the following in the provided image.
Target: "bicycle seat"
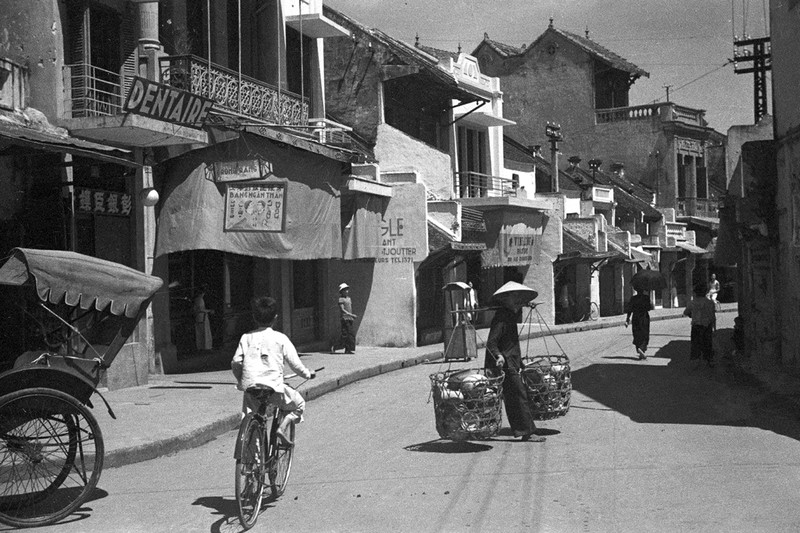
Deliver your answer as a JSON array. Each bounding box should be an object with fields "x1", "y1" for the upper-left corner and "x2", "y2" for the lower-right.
[{"x1": 245, "y1": 384, "x2": 276, "y2": 403}]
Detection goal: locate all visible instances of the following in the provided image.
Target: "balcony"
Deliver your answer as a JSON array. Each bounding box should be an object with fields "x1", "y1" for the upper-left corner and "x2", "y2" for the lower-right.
[
  {"x1": 595, "y1": 102, "x2": 706, "y2": 127},
  {"x1": 61, "y1": 62, "x2": 208, "y2": 146},
  {"x1": 159, "y1": 55, "x2": 309, "y2": 126},
  {"x1": 455, "y1": 171, "x2": 517, "y2": 199},
  {"x1": 282, "y1": 0, "x2": 350, "y2": 38},
  {"x1": 676, "y1": 197, "x2": 719, "y2": 218},
  {"x1": 63, "y1": 63, "x2": 126, "y2": 118}
]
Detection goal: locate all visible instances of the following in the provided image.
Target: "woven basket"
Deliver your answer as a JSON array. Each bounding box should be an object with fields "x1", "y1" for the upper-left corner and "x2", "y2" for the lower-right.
[
  {"x1": 430, "y1": 368, "x2": 504, "y2": 441},
  {"x1": 521, "y1": 355, "x2": 571, "y2": 420}
]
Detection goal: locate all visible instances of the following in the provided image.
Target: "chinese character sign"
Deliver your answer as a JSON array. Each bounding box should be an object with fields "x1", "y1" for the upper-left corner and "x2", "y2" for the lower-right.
[
  {"x1": 75, "y1": 188, "x2": 132, "y2": 217},
  {"x1": 225, "y1": 183, "x2": 286, "y2": 232}
]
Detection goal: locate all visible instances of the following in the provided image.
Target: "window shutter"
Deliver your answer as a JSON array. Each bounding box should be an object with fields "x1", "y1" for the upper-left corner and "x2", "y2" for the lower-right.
[
  {"x1": 66, "y1": 1, "x2": 90, "y2": 116},
  {"x1": 120, "y1": 4, "x2": 138, "y2": 103}
]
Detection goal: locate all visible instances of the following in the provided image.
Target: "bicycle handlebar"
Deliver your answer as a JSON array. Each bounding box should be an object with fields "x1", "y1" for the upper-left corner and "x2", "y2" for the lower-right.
[{"x1": 284, "y1": 366, "x2": 325, "y2": 380}]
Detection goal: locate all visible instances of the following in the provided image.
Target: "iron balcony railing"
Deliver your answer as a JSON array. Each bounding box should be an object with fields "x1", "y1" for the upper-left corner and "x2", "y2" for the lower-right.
[
  {"x1": 63, "y1": 63, "x2": 128, "y2": 118},
  {"x1": 676, "y1": 197, "x2": 719, "y2": 218},
  {"x1": 455, "y1": 171, "x2": 518, "y2": 199},
  {"x1": 159, "y1": 55, "x2": 309, "y2": 126}
]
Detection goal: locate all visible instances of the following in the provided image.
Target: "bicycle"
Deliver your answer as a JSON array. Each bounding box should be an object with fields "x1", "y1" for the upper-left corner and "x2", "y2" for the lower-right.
[
  {"x1": 579, "y1": 299, "x2": 600, "y2": 321},
  {"x1": 234, "y1": 368, "x2": 322, "y2": 530}
]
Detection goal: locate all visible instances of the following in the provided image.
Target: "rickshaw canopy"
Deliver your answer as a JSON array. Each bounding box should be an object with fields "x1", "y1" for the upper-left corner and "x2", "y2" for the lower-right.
[{"x1": 0, "y1": 248, "x2": 163, "y2": 318}]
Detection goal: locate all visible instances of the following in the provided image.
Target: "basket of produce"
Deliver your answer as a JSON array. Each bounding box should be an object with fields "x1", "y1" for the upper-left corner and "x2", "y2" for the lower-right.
[
  {"x1": 521, "y1": 355, "x2": 571, "y2": 420},
  {"x1": 429, "y1": 368, "x2": 504, "y2": 441}
]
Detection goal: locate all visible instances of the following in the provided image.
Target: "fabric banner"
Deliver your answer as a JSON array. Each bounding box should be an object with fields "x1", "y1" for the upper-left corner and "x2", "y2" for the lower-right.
[
  {"x1": 481, "y1": 210, "x2": 543, "y2": 268},
  {"x1": 342, "y1": 183, "x2": 428, "y2": 262},
  {"x1": 155, "y1": 134, "x2": 342, "y2": 260}
]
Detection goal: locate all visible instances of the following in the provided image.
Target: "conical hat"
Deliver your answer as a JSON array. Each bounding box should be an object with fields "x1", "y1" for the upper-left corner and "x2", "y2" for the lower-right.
[{"x1": 490, "y1": 281, "x2": 538, "y2": 304}]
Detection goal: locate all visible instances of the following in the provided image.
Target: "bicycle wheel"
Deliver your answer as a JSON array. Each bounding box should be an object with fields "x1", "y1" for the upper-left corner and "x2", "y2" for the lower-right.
[
  {"x1": 589, "y1": 302, "x2": 600, "y2": 320},
  {"x1": 269, "y1": 415, "x2": 294, "y2": 498},
  {"x1": 235, "y1": 413, "x2": 265, "y2": 530},
  {"x1": 0, "y1": 387, "x2": 103, "y2": 528}
]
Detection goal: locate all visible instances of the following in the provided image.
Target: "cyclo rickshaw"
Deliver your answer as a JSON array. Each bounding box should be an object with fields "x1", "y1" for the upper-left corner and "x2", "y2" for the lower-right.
[{"x1": 0, "y1": 248, "x2": 162, "y2": 528}]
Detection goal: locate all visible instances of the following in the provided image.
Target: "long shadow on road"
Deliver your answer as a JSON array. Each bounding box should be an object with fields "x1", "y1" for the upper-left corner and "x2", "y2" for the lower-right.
[{"x1": 571, "y1": 327, "x2": 800, "y2": 442}]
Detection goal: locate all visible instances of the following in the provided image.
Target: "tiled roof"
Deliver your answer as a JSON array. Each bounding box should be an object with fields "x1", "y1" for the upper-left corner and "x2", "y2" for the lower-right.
[
  {"x1": 480, "y1": 33, "x2": 525, "y2": 58},
  {"x1": 544, "y1": 28, "x2": 648, "y2": 78},
  {"x1": 415, "y1": 43, "x2": 458, "y2": 62},
  {"x1": 478, "y1": 27, "x2": 648, "y2": 78}
]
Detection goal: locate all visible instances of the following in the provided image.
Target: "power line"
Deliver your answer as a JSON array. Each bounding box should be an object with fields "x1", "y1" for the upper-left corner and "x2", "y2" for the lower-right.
[{"x1": 651, "y1": 60, "x2": 733, "y2": 103}]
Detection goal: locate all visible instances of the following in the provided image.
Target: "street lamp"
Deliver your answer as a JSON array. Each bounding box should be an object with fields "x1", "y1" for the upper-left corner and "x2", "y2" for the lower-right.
[{"x1": 588, "y1": 159, "x2": 602, "y2": 183}]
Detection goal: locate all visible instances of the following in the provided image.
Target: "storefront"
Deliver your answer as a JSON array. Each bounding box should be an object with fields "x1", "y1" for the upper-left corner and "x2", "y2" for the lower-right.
[{"x1": 153, "y1": 131, "x2": 357, "y2": 362}]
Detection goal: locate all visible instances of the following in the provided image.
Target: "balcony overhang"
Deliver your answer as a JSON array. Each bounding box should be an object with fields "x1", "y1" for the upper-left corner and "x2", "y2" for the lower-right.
[
  {"x1": 286, "y1": 13, "x2": 350, "y2": 38},
  {"x1": 343, "y1": 175, "x2": 393, "y2": 197},
  {"x1": 59, "y1": 114, "x2": 208, "y2": 148},
  {"x1": 458, "y1": 196, "x2": 551, "y2": 211},
  {"x1": 454, "y1": 111, "x2": 515, "y2": 128}
]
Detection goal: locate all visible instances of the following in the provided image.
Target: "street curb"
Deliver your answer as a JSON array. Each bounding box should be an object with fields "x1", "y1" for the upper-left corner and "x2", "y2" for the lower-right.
[{"x1": 105, "y1": 305, "x2": 737, "y2": 467}]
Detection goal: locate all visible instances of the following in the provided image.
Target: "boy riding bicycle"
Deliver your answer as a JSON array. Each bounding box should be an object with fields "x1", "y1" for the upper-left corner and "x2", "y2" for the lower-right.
[{"x1": 231, "y1": 296, "x2": 314, "y2": 446}]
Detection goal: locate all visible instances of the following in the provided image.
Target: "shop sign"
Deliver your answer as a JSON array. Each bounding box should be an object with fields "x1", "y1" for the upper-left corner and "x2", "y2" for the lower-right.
[
  {"x1": 375, "y1": 184, "x2": 428, "y2": 263},
  {"x1": 124, "y1": 77, "x2": 213, "y2": 127},
  {"x1": 482, "y1": 211, "x2": 543, "y2": 267},
  {"x1": 498, "y1": 230, "x2": 540, "y2": 265},
  {"x1": 75, "y1": 188, "x2": 132, "y2": 217},
  {"x1": 224, "y1": 183, "x2": 286, "y2": 232},
  {"x1": 212, "y1": 159, "x2": 273, "y2": 182}
]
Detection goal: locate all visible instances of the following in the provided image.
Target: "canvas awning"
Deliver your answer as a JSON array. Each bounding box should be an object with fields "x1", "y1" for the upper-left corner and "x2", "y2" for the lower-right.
[
  {"x1": 0, "y1": 248, "x2": 162, "y2": 318},
  {"x1": 156, "y1": 134, "x2": 344, "y2": 260},
  {"x1": 481, "y1": 209, "x2": 544, "y2": 268},
  {"x1": 675, "y1": 242, "x2": 710, "y2": 255}
]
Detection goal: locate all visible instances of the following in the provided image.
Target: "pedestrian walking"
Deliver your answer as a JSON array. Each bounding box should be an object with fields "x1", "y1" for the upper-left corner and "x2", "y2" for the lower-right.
[
  {"x1": 684, "y1": 284, "x2": 717, "y2": 366},
  {"x1": 484, "y1": 282, "x2": 545, "y2": 443},
  {"x1": 707, "y1": 273, "x2": 720, "y2": 303},
  {"x1": 332, "y1": 283, "x2": 357, "y2": 354},
  {"x1": 625, "y1": 288, "x2": 653, "y2": 360}
]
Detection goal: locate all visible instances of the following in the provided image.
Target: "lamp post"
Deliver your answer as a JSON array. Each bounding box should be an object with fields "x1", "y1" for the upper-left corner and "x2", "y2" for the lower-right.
[
  {"x1": 545, "y1": 122, "x2": 562, "y2": 192},
  {"x1": 588, "y1": 159, "x2": 602, "y2": 183}
]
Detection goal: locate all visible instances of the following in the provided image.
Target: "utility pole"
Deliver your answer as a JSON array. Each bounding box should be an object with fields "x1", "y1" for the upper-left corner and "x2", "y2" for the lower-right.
[
  {"x1": 545, "y1": 122, "x2": 562, "y2": 193},
  {"x1": 733, "y1": 35, "x2": 771, "y2": 123},
  {"x1": 663, "y1": 84, "x2": 672, "y2": 102}
]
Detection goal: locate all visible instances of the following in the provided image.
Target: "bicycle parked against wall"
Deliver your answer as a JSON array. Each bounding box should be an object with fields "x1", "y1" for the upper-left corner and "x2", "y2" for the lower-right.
[
  {"x1": 579, "y1": 298, "x2": 600, "y2": 321},
  {"x1": 234, "y1": 368, "x2": 322, "y2": 530}
]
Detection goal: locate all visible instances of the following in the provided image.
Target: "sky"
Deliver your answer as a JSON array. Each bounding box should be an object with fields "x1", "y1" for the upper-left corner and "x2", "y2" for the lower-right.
[{"x1": 325, "y1": 0, "x2": 771, "y2": 134}]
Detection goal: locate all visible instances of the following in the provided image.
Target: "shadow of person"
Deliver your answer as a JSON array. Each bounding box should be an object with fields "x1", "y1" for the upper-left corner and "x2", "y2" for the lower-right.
[
  {"x1": 404, "y1": 439, "x2": 492, "y2": 453},
  {"x1": 570, "y1": 327, "x2": 800, "y2": 442}
]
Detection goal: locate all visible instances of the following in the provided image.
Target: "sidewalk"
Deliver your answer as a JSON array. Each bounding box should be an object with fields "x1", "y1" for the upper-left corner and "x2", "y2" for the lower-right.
[{"x1": 97, "y1": 304, "x2": 738, "y2": 468}]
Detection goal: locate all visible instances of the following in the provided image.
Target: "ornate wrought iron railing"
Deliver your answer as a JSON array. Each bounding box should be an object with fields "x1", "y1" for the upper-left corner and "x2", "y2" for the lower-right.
[
  {"x1": 455, "y1": 171, "x2": 518, "y2": 198},
  {"x1": 159, "y1": 55, "x2": 309, "y2": 125}
]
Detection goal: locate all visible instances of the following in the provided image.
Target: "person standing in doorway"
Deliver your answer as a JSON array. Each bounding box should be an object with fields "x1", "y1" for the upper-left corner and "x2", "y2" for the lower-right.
[
  {"x1": 625, "y1": 288, "x2": 653, "y2": 360},
  {"x1": 193, "y1": 285, "x2": 214, "y2": 351},
  {"x1": 332, "y1": 283, "x2": 357, "y2": 354},
  {"x1": 684, "y1": 284, "x2": 717, "y2": 366}
]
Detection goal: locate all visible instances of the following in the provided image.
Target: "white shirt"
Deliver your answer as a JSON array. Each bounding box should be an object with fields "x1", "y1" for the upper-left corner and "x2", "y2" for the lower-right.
[{"x1": 232, "y1": 326, "x2": 312, "y2": 392}]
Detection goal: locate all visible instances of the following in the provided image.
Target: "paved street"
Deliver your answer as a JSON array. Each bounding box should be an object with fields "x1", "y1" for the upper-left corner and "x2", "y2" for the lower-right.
[{"x1": 16, "y1": 312, "x2": 800, "y2": 533}]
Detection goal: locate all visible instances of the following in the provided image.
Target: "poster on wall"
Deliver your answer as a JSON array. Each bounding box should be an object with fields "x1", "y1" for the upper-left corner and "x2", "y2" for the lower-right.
[{"x1": 224, "y1": 182, "x2": 286, "y2": 232}]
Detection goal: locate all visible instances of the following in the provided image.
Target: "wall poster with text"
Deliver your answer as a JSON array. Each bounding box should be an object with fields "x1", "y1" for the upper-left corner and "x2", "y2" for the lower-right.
[{"x1": 224, "y1": 183, "x2": 286, "y2": 232}]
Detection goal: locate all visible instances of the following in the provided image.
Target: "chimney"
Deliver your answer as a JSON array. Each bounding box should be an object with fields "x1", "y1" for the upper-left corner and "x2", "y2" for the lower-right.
[{"x1": 567, "y1": 156, "x2": 581, "y2": 170}]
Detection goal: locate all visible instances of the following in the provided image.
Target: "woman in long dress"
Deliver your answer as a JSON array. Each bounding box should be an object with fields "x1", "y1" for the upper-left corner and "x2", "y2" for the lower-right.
[
  {"x1": 625, "y1": 289, "x2": 653, "y2": 360},
  {"x1": 193, "y1": 288, "x2": 213, "y2": 351}
]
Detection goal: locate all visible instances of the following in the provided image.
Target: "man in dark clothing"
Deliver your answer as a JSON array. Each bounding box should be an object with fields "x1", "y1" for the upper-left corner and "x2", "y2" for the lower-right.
[{"x1": 484, "y1": 295, "x2": 545, "y2": 443}]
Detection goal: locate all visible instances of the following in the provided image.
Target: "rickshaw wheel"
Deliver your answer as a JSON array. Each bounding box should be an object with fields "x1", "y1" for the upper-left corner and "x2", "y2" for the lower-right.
[{"x1": 0, "y1": 387, "x2": 104, "y2": 528}]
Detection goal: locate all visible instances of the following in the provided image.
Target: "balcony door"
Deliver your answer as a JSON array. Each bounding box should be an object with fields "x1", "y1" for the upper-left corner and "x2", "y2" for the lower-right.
[
  {"x1": 66, "y1": 2, "x2": 137, "y2": 117},
  {"x1": 457, "y1": 126, "x2": 488, "y2": 198}
]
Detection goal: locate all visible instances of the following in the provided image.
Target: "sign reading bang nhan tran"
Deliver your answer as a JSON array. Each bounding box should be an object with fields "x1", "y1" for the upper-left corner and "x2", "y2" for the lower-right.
[
  {"x1": 124, "y1": 77, "x2": 213, "y2": 127},
  {"x1": 225, "y1": 183, "x2": 286, "y2": 232}
]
